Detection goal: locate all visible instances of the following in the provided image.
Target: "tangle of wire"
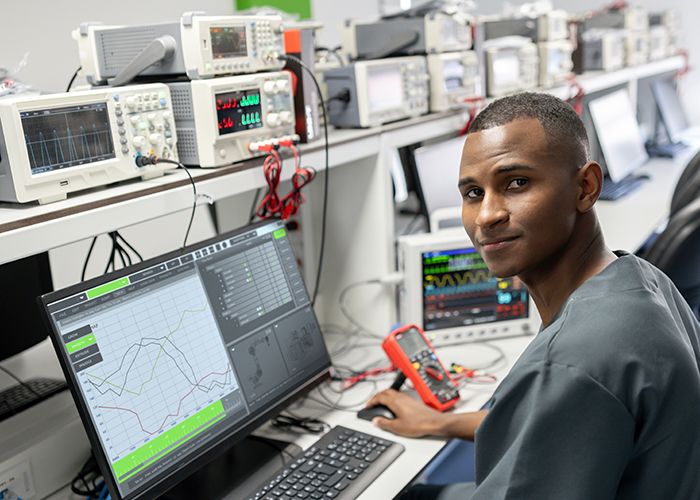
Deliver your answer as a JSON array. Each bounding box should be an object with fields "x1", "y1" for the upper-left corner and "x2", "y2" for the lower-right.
[{"x1": 81, "y1": 231, "x2": 143, "y2": 281}]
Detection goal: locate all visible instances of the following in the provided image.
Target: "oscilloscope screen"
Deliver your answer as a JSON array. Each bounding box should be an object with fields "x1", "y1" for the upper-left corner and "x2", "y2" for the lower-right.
[
  {"x1": 21, "y1": 103, "x2": 116, "y2": 175},
  {"x1": 210, "y1": 26, "x2": 247, "y2": 59},
  {"x1": 422, "y1": 247, "x2": 529, "y2": 331}
]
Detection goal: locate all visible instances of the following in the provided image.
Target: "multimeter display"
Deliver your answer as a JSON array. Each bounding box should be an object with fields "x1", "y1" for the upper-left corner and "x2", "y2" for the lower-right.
[
  {"x1": 395, "y1": 328, "x2": 426, "y2": 358},
  {"x1": 216, "y1": 89, "x2": 263, "y2": 135}
]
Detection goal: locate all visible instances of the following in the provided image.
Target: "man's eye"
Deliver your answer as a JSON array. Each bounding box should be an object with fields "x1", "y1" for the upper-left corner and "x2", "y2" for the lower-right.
[
  {"x1": 507, "y1": 179, "x2": 528, "y2": 189},
  {"x1": 465, "y1": 188, "x2": 483, "y2": 199}
]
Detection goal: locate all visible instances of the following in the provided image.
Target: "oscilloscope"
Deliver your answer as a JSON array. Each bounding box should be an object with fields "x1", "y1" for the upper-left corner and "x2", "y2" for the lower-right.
[
  {"x1": 167, "y1": 72, "x2": 295, "y2": 167},
  {"x1": 0, "y1": 83, "x2": 177, "y2": 204},
  {"x1": 39, "y1": 218, "x2": 332, "y2": 500},
  {"x1": 74, "y1": 13, "x2": 286, "y2": 86},
  {"x1": 324, "y1": 56, "x2": 429, "y2": 128},
  {"x1": 341, "y1": 14, "x2": 472, "y2": 60},
  {"x1": 398, "y1": 230, "x2": 539, "y2": 346},
  {"x1": 427, "y1": 51, "x2": 482, "y2": 112}
]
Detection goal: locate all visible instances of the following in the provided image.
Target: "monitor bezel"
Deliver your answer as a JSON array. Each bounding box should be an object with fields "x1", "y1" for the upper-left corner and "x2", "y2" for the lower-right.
[{"x1": 38, "y1": 219, "x2": 332, "y2": 500}]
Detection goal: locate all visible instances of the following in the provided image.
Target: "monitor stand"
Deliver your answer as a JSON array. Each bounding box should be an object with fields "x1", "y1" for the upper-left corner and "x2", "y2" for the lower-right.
[{"x1": 158, "y1": 435, "x2": 302, "y2": 500}]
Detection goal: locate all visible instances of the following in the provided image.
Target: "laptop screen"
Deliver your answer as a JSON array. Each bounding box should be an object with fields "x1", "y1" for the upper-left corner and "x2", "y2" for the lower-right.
[
  {"x1": 39, "y1": 219, "x2": 331, "y2": 500},
  {"x1": 589, "y1": 88, "x2": 649, "y2": 182}
]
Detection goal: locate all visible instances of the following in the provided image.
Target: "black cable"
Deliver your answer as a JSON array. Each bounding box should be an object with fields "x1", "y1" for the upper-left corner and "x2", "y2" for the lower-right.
[
  {"x1": 115, "y1": 232, "x2": 143, "y2": 262},
  {"x1": 278, "y1": 54, "x2": 329, "y2": 307},
  {"x1": 270, "y1": 414, "x2": 329, "y2": 434},
  {"x1": 249, "y1": 188, "x2": 262, "y2": 223},
  {"x1": 81, "y1": 236, "x2": 98, "y2": 281},
  {"x1": 0, "y1": 365, "x2": 41, "y2": 398},
  {"x1": 66, "y1": 66, "x2": 81, "y2": 92},
  {"x1": 157, "y1": 158, "x2": 197, "y2": 250}
]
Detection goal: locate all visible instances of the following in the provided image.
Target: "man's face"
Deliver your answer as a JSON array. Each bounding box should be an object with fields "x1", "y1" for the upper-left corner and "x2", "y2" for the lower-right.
[{"x1": 458, "y1": 118, "x2": 580, "y2": 280}]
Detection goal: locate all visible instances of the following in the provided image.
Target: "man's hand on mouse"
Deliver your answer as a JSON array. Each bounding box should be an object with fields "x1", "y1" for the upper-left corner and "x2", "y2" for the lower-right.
[{"x1": 365, "y1": 389, "x2": 450, "y2": 438}]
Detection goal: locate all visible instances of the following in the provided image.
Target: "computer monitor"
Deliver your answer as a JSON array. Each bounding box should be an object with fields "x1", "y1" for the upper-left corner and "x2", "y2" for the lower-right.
[
  {"x1": 0, "y1": 252, "x2": 53, "y2": 363},
  {"x1": 413, "y1": 136, "x2": 465, "y2": 217},
  {"x1": 38, "y1": 219, "x2": 332, "y2": 500},
  {"x1": 651, "y1": 77, "x2": 690, "y2": 145},
  {"x1": 588, "y1": 88, "x2": 649, "y2": 182},
  {"x1": 398, "y1": 230, "x2": 539, "y2": 345}
]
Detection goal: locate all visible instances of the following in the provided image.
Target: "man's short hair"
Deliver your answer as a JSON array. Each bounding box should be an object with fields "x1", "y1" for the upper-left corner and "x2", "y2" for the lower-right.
[{"x1": 468, "y1": 92, "x2": 590, "y2": 167}]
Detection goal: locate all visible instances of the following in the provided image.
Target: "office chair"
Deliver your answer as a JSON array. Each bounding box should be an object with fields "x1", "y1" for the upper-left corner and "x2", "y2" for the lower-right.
[
  {"x1": 642, "y1": 195, "x2": 700, "y2": 320},
  {"x1": 670, "y1": 149, "x2": 700, "y2": 217}
]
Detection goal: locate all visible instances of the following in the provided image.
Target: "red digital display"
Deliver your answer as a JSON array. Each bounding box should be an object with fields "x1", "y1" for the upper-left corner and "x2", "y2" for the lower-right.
[{"x1": 215, "y1": 89, "x2": 263, "y2": 135}]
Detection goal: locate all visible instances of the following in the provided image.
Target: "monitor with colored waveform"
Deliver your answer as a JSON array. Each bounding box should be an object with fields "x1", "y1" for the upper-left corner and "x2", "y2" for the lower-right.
[
  {"x1": 398, "y1": 230, "x2": 539, "y2": 345},
  {"x1": 38, "y1": 219, "x2": 331, "y2": 500}
]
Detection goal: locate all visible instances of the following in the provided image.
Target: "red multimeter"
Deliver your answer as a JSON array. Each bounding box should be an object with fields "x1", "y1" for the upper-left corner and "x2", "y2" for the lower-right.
[{"x1": 382, "y1": 324, "x2": 460, "y2": 411}]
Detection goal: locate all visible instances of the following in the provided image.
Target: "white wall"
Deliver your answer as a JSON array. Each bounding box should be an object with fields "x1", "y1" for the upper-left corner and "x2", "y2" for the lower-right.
[{"x1": 0, "y1": 0, "x2": 235, "y2": 94}]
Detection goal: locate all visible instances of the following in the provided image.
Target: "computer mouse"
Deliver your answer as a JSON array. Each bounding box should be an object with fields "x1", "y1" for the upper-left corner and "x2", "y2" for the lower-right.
[{"x1": 357, "y1": 404, "x2": 396, "y2": 421}]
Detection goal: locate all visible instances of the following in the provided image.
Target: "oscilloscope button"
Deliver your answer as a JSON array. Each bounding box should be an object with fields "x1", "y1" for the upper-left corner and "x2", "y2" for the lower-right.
[
  {"x1": 115, "y1": 110, "x2": 123, "y2": 117},
  {"x1": 118, "y1": 128, "x2": 126, "y2": 135}
]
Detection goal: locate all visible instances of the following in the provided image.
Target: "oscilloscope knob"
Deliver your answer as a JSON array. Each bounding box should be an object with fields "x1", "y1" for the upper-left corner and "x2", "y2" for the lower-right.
[
  {"x1": 132, "y1": 136, "x2": 147, "y2": 149},
  {"x1": 279, "y1": 111, "x2": 293, "y2": 124},
  {"x1": 263, "y1": 80, "x2": 278, "y2": 94},
  {"x1": 149, "y1": 133, "x2": 162, "y2": 145},
  {"x1": 266, "y1": 113, "x2": 281, "y2": 127},
  {"x1": 275, "y1": 79, "x2": 290, "y2": 93}
]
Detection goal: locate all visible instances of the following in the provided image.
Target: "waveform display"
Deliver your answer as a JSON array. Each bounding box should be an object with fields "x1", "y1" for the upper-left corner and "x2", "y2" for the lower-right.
[
  {"x1": 211, "y1": 26, "x2": 247, "y2": 58},
  {"x1": 22, "y1": 103, "x2": 115, "y2": 174},
  {"x1": 422, "y1": 247, "x2": 528, "y2": 330},
  {"x1": 424, "y1": 268, "x2": 492, "y2": 288},
  {"x1": 85, "y1": 301, "x2": 234, "y2": 436}
]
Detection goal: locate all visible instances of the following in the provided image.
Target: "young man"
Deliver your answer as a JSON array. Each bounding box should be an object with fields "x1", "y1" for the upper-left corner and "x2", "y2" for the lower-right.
[{"x1": 367, "y1": 92, "x2": 700, "y2": 499}]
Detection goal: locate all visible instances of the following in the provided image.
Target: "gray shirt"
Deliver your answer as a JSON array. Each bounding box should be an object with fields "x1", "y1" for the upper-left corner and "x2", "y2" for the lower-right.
[{"x1": 469, "y1": 252, "x2": 700, "y2": 499}]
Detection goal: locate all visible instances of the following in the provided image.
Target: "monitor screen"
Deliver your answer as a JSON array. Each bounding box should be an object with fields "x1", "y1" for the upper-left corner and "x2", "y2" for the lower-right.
[
  {"x1": 652, "y1": 77, "x2": 689, "y2": 144},
  {"x1": 588, "y1": 88, "x2": 649, "y2": 182},
  {"x1": 443, "y1": 60, "x2": 465, "y2": 91},
  {"x1": 422, "y1": 247, "x2": 529, "y2": 331},
  {"x1": 491, "y1": 50, "x2": 520, "y2": 87},
  {"x1": 413, "y1": 136, "x2": 465, "y2": 216},
  {"x1": 367, "y1": 66, "x2": 404, "y2": 112},
  {"x1": 39, "y1": 219, "x2": 331, "y2": 500},
  {"x1": 0, "y1": 252, "x2": 53, "y2": 362},
  {"x1": 21, "y1": 103, "x2": 116, "y2": 175}
]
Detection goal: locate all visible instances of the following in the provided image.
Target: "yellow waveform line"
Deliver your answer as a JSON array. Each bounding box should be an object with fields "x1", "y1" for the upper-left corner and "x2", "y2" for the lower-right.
[
  {"x1": 424, "y1": 269, "x2": 493, "y2": 287},
  {"x1": 87, "y1": 302, "x2": 209, "y2": 396}
]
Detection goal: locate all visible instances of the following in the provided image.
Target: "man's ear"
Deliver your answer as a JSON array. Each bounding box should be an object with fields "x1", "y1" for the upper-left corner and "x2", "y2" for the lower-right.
[{"x1": 576, "y1": 161, "x2": 603, "y2": 213}]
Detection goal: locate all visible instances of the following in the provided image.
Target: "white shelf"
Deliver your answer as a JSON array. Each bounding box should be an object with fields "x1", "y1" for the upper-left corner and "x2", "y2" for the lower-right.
[{"x1": 0, "y1": 56, "x2": 685, "y2": 266}]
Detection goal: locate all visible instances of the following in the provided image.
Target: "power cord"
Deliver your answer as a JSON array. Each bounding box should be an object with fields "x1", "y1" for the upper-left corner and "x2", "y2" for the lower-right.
[
  {"x1": 66, "y1": 66, "x2": 81, "y2": 92},
  {"x1": 136, "y1": 155, "x2": 197, "y2": 251},
  {"x1": 277, "y1": 53, "x2": 330, "y2": 308}
]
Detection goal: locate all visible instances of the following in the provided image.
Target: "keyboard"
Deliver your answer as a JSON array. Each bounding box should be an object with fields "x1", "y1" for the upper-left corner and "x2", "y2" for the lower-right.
[
  {"x1": 0, "y1": 377, "x2": 68, "y2": 422},
  {"x1": 599, "y1": 176, "x2": 647, "y2": 201},
  {"x1": 245, "y1": 425, "x2": 405, "y2": 500},
  {"x1": 645, "y1": 141, "x2": 688, "y2": 158}
]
